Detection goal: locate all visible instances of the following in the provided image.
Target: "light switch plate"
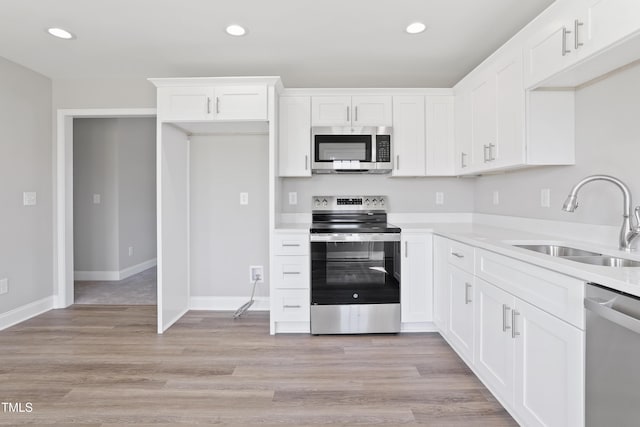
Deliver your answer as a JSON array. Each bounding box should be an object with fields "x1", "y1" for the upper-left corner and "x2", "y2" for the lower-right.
[
  {"x1": 435, "y1": 192, "x2": 444, "y2": 205},
  {"x1": 492, "y1": 190, "x2": 500, "y2": 205},
  {"x1": 0, "y1": 278, "x2": 8, "y2": 295},
  {"x1": 93, "y1": 194, "x2": 101, "y2": 204},
  {"x1": 23, "y1": 192, "x2": 37, "y2": 206},
  {"x1": 288, "y1": 192, "x2": 298, "y2": 205},
  {"x1": 240, "y1": 192, "x2": 249, "y2": 205},
  {"x1": 541, "y1": 188, "x2": 551, "y2": 208}
]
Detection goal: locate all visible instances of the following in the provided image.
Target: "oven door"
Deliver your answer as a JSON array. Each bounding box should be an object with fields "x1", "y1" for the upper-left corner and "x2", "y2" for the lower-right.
[{"x1": 310, "y1": 233, "x2": 400, "y2": 305}]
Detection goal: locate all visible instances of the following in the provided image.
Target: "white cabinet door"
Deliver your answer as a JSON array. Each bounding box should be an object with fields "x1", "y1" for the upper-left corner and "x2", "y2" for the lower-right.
[
  {"x1": 214, "y1": 85, "x2": 268, "y2": 121},
  {"x1": 157, "y1": 86, "x2": 215, "y2": 121},
  {"x1": 513, "y1": 298, "x2": 584, "y2": 427},
  {"x1": 278, "y1": 96, "x2": 311, "y2": 177},
  {"x1": 311, "y1": 96, "x2": 351, "y2": 126},
  {"x1": 392, "y1": 96, "x2": 426, "y2": 176},
  {"x1": 475, "y1": 279, "x2": 515, "y2": 406},
  {"x1": 586, "y1": 0, "x2": 640, "y2": 53},
  {"x1": 432, "y1": 237, "x2": 450, "y2": 333},
  {"x1": 425, "y1": 96, "x2": 455, "y2": 176},
  {"x1": 400, "y1": 233, "x2": 433, "y2": 323},
  {"x1": 448, "y1": 266, "x2": 475, "y2": 363},
  {"x1": 454, "y1": 89, "x2": 473, "y2": 173},
  {"x1": 494, "y1": 53, "x2": 525, "y2": 168},
  {"x1": 470, "y1": 77, "x2": 496, "y2": 168},
  {"x1": 352, "y1": 96, "x2": 392, "y2": 127}
]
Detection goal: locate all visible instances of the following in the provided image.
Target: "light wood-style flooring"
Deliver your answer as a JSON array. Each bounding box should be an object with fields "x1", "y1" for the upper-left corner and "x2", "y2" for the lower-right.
[{"x1": 0, "y1": 306, "x2": 516, "y2": 426}]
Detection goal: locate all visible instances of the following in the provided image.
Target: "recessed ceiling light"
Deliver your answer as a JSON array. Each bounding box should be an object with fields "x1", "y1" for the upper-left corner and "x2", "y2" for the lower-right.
[
  {"x1": 47, "y1": 27, "x2": 75, "y2": 40},
  {"x1": 406, "y1": 22, "x2": 426, "y2": 35},
  {"x1": 225, "y1": 24, "x2": 247, "y2": 37}
]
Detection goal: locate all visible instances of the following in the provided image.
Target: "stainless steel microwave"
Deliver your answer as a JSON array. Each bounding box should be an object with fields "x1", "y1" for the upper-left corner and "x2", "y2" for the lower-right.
[{"x1": 311, "y1": 126, "x2": 392, "y2": 174}]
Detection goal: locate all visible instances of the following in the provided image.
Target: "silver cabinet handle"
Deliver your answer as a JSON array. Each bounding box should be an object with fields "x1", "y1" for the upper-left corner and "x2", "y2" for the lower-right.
[
  {"x1": 405, "y1": 241, "x2": 408, "y2": 258},
  {"x1": 346, "y1": 106, "x2": 350, "y2": 122},
  {"x1": 283, "y1": 305, "x2": 301, "y2": 309},
  {"x1": 207, "y1": 97, "x2": 211, "y2": 114},
  {"x1": 461, "y1": 152, "x2": 467, "y2": 168},
  {"x1": 512, "y1": 310, "x2": 521, "y2": 338},
  {"x1": 216, "y1": 96, "x2": 220, "y2": 114},
  {"x1": 483, "y1": 145, "x2": 490, "y2": 162},
  {"x1": 502, "y1": 304, "x2": 511, "y2": 332},
  {"x1": 355, "y1": 106, "x2": 358, "y2": 122},
  {"x1": 451, "y1": 252, "x2": 464, "y2": 259},
  {"x1": 562, "y1": 27, "x2": 572, "y2": 56},
  {"x1": 305, "y1": 155, "x2": 308, "y2": 170},
  {"x1": 489, "y1": 143, "x2": 496, "y2": 161},
  {"x1": 396, "y1": 155, "x2": 400, "y2": 170},
  {"x1": 283, "y1": 271, "x2": 301, "y2": 275},
  {"x1": 574, "y1": 20, "x2": 584, "y2": 50},
  {"x1": 464, "y1": 283, "x2": 472, "y2": 304},
  {"x1": 282, "y1": 243, "x2": 301, "y2": 247}
]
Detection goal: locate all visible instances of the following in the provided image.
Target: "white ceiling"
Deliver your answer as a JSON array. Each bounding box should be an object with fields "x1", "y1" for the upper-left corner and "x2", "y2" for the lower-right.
[{"x1": 0, "y1": 0, "x2": 554, "y2": 88}]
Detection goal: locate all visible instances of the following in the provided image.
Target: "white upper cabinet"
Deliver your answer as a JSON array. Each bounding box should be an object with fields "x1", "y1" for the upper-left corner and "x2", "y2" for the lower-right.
[
  {"x1": 425, "y1": 96, "x2": 455, "y2": 176},
  {"x1": 392, "y1": 95, "x2": 426, "y2": 176},
  {"x1": 586, "y1": 0, "x2": 640, "y2": 53},
  {"x1": 155, "y1": 83, "x2": 268, "y2": 122},
  {"x1": 311, "y1": 95, "x2": 392, "y2": 127},
  {"x1": 158, "y1": 86, "x2": 216, "y2": 121},
  {"x1": 278, "y1": 96, "x2": 311, "y2": 177}
]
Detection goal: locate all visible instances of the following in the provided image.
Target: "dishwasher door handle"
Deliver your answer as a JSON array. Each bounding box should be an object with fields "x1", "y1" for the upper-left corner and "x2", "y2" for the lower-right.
[{"x1": 585, "y1": 297, "x2": 640, "y2": 335}]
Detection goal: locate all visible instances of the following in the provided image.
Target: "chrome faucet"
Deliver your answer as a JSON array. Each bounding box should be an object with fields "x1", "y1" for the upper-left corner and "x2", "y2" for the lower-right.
[{"x1": 562, "y1": 175, "x2": 640, "y2": 251}]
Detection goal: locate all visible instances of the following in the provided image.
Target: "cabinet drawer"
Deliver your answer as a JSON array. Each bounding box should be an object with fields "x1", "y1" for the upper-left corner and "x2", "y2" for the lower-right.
[
  {"x1": 476, "y1": 249, "x2": 584, "y2": 329},
  {"x1": 273, "y1": 233, "x2": 309, "y2": 255},
  {"x1": 445, "y1": 240, "x2": 475, "y2": 273},
  {"x1": 271, "y1": 289, "x2": 310, "y2": 322},
  {"x1": 273, "y1": 256, "x2": 309, "y2": 289}
]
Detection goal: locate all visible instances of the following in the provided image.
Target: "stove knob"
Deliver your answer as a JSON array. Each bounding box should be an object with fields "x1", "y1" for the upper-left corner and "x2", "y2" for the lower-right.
[
  {"x1": 322, "y1": 199, "x2": 328, "y2": 207},
  {"x1": 380, "y1": 198, "x2": 385, "y2": 207},
  {"x1": 372, "y1": 199, "x2": 378, "y2": 206},
  {"x1": 364, "y1": 198, "x2": 370, "y2": 206},
  {"x1": 314, "y1": 198, "x2": 321, "y2": 207}
]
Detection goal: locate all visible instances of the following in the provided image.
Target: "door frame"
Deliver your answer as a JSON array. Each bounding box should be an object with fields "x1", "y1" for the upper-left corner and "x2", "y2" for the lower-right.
[{"x1": 54, "y1": 108, "x2": 156, "y2": 308}]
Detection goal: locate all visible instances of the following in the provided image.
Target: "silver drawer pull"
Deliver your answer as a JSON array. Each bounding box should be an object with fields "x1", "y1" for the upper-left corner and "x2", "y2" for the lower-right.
[
  {"x1": 502, "y1": 304, "x2": 511, "y2": 332},
  {"x1": 512, "y1": 310, "x2": 520, "y2": 338},
  {"x1": 451, "y1": 252, "x2": 464, "y2": 258},
  {"x1": 283, "y1": 271, "x2": 301, "y2": 275},
  {"x1": 464, "y1": 283, "x2": 472, "y2": 304},
  {"x1": 282, "y1": 243, "x2": 301, "y2": 247},
  {"x1": 283, "y1": 305, "x2": 301, "y2": 309}
]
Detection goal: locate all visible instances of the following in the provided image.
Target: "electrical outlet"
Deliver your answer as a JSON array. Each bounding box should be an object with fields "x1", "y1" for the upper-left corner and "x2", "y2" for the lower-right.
[
  {"x1": 240, "y1": 192, "x2": 249, "y2": 205},
  {"x1": 0, "y1": 278, "x2": 8, "y2": 295},
  {"x1": 541, "y1": 188, "x2": 551, "y2": 208},
  {"x1": 249, "y1": 266, "x2": 264, "y2": 283},
  {"x1": 93, "y1": 194, "x2": 101, "y2": 204},
  {"x1": 493, "y1": 190, "x2": 500, "y2": 205},
  {"x1": 288, "y1": 192, "x2": 298, "y2": 205},
  {"x1": 128, "y1": 246, "x2": 134, "y2": 257},
  {"x1": 23, "y1": 192, "x2": 37, "y2": 206},
  {"x1": 435, "y1": 192, "x2": 444, "y2": 205}
]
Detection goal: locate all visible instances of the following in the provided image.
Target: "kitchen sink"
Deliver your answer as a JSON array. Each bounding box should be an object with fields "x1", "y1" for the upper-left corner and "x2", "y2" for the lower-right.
[
  {"x1": 563, "y1": 256, "x2": 640, "y2": 268},
  {"x1": 513, "y1": 244, "x2": 640, "y2": 267},
  {"x1": 514, "y1": 244, "x2": 601, "y2": 257}
]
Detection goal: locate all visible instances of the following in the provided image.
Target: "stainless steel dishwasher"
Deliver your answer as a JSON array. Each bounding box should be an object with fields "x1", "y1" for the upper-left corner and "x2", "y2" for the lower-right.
[{"x1": 585, "y1": 283, "x2": 640, "y2": 427}]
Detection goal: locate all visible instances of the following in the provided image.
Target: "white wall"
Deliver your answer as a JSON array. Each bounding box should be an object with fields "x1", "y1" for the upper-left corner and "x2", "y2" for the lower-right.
[
  {"x1": 190, "y1": 134, "x2": 269, "y2": 299},
  {"x1": 73, "y1": 118, "x2": 156, "y2": 275},
  {"x1": 280, "y1": 175, "x2": 475, "y2": 213},
  {"x1": 0, "y1": 57, "x2": 52, "y2": 313},
  {"x1": 474, "y1": 62, "x2": 640, "y2": 226},
  {"x1": 53, "y1": 77, "x2": 155, "y2": 109}
]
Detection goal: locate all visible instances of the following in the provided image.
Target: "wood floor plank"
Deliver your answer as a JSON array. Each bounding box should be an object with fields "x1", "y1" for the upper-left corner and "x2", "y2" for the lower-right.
[{"x1": 0, "y1": 307, "x2": 516, "y2": 426}]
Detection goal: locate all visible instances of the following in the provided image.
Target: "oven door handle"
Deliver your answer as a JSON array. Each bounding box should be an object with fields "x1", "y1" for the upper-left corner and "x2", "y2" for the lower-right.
[{"x1": 310, "y1": 233, "x2": 401, "y2": 242}]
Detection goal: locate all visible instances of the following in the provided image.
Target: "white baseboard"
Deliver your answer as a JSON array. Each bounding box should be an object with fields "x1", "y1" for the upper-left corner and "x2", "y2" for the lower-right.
[
  {"x1": 401, "y1": 321, "x2": 437, "y2": 333},
  {"x1": 74, "y1": 258, "x2": 157, "y2": 281},
  {"x1": 190, "y1": 296, "x2": 270, "y2": 311},
  {"x1": 0, "y1": 296, "x2": 54, "y2": 331}
]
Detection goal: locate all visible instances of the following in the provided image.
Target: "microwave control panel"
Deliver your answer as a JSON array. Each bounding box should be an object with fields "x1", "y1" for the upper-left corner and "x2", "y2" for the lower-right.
[{"x1": 376, "y1": 135, "x2": 391, "y2": 162}]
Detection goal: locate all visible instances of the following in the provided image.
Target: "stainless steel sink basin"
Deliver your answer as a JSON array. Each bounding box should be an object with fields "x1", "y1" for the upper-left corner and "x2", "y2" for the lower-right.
[
  {"x1": 563, "y1": 256, "x2": 640, "y2": 268},
  {"x1": 514, "y1": 244, "x2": 601, "y2": 257}
]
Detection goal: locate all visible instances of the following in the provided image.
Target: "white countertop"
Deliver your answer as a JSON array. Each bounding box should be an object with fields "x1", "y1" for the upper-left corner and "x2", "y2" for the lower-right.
[{"x1": 275, "y1": 218, "x2": 640, "y2": 297}]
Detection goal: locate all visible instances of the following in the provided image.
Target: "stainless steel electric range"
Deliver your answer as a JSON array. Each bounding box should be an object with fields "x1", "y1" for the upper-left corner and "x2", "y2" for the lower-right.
[{"x1": 310, "y1": 196, "x2": 401, "y2": 334}]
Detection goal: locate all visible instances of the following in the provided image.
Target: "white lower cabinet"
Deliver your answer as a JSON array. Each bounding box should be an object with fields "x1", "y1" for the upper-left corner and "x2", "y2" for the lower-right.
[
  {"x1": 271, "y1": 231, "x2": 310, "y2": 334},
  {"x1": 435, "y1": 237, "x2": 585, "y2": 427},
  {"x1": 400, "y1": 232, "x2": 433, "y2": 325}
]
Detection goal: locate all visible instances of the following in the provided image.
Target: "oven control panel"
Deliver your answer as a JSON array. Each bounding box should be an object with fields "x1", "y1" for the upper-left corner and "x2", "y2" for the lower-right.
[{"x1": 312, "y1": 195, "x2": 387, "y2": 211}]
